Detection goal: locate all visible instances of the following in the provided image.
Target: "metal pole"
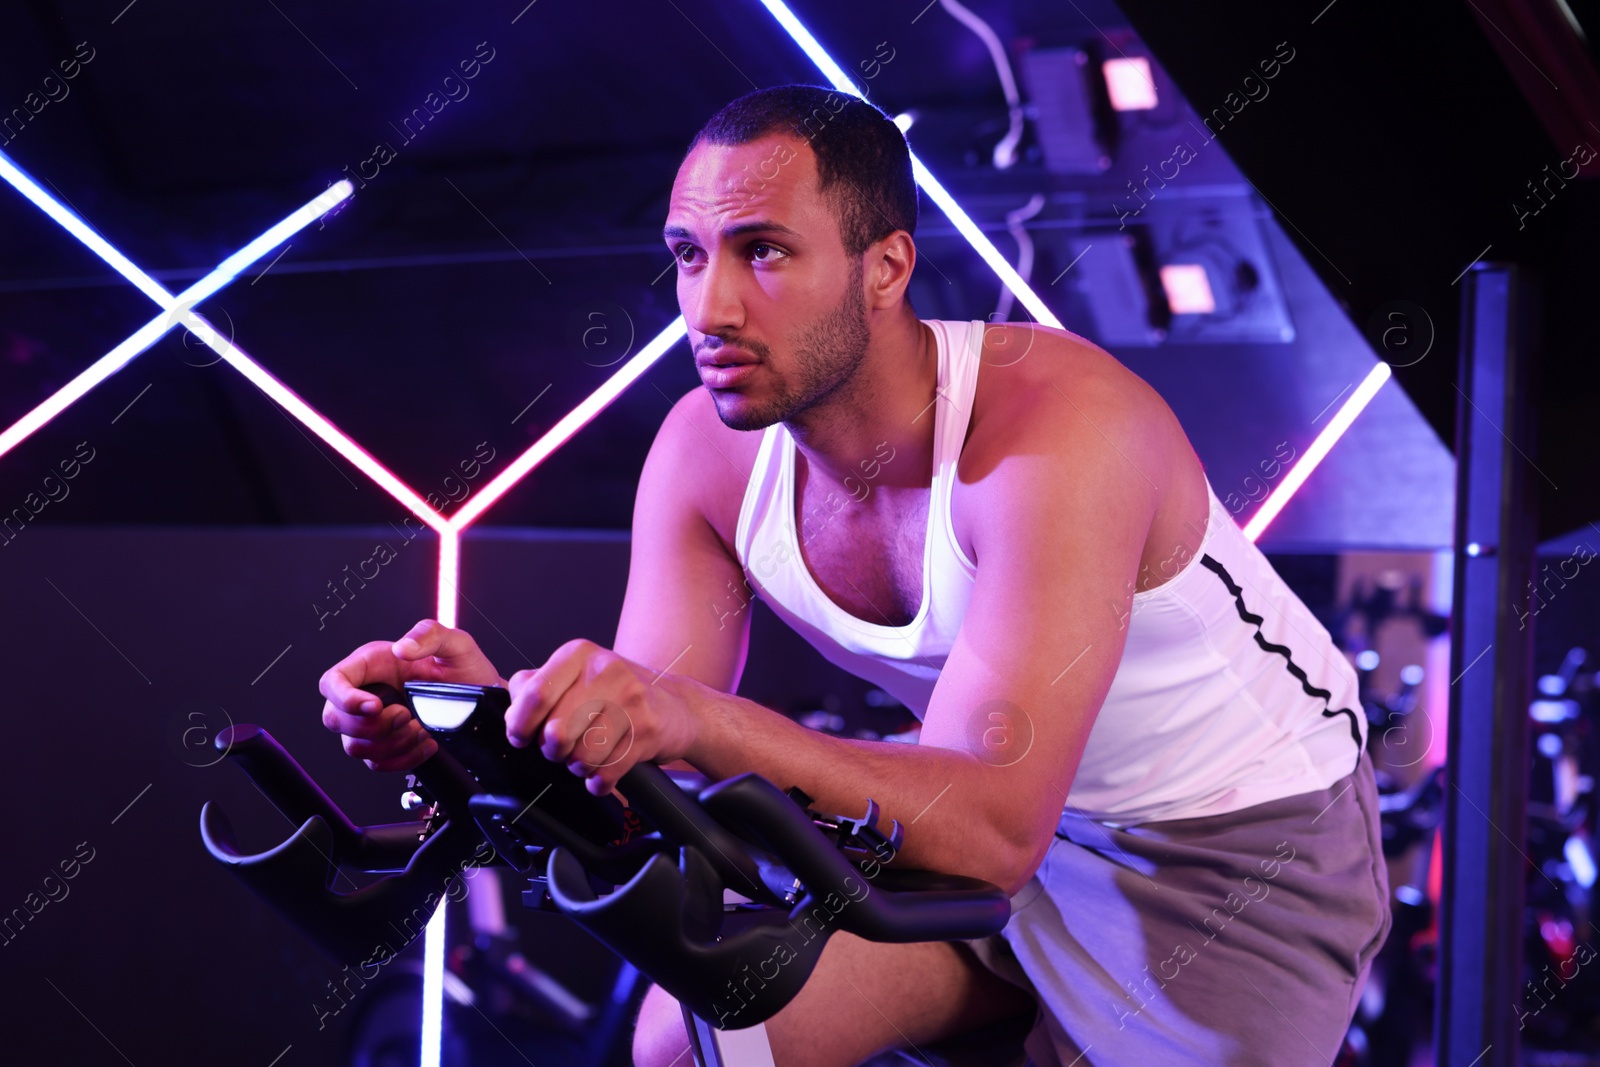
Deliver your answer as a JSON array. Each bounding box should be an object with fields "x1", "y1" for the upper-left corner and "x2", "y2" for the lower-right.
[{"x1": 1436, "y1": 263, "x2": 1541, "y2": 1065}]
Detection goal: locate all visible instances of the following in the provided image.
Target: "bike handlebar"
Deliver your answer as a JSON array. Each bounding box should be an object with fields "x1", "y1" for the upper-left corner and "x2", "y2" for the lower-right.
[{"x1": 197, "y1": 683, "x2": 1011, "y2": 1028}]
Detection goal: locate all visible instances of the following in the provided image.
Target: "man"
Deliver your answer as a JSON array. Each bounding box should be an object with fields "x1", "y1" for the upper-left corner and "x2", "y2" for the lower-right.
[{"x1": 320, "y1": 85, "x2": 1391, "y2": 1066}]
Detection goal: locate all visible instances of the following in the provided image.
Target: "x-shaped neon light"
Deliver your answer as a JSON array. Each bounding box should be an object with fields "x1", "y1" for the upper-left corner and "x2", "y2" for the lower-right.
[
  {"x1": 0, "y1": 5, "x2": 1387, "y2": 1063},
  {"x1": 0, "y1": 152, "x2": 691, "y2": 627},
  {"x1": 0, "y1": 149, "x2": 689, "y2": 1064}
]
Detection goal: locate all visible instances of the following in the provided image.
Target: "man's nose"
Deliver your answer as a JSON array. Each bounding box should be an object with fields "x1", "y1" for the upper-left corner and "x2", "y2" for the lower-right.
[{"x1": 683, "y1": 253, "x2": 743, "y2": 336}]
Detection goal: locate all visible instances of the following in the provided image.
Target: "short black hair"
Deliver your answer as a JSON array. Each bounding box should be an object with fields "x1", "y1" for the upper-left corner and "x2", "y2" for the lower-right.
[{"x1": 687, "y1": 84, "x2": 918, "y2": 263}]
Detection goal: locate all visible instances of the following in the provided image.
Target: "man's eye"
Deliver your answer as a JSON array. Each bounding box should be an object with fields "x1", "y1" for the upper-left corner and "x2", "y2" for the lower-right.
[
  {"x1": 674, "y1": 245, "x2": 697, "y2": 265},
  {"x1": 751, "y1": 243, "x2": 786, "y2": 263}
]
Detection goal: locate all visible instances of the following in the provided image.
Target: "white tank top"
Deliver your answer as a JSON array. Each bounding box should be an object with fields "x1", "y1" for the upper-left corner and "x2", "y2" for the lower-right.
[{"x1": 733, "y1": 318, "x2": 1366, "y2": 825}]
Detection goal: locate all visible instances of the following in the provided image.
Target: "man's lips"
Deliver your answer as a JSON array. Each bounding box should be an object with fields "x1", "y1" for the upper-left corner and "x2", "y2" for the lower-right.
[
  {"x1": 698, "y1": 357, "x2": 759, "y2": 388},
  {"x1": 696, "y1": 352, "x2": 759, "y2": 368}
]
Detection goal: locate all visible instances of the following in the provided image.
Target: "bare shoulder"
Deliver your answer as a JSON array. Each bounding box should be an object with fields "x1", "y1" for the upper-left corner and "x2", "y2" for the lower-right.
[
  {"x1": 653, "y1": 386, "x2": 766, "y2": 557},
  {"x1": 958, "y1": 324, "x2": 1209, "y2": 586},
  {"x1": 965, "y1": 323, "x2": 1182, "y2": 473}
]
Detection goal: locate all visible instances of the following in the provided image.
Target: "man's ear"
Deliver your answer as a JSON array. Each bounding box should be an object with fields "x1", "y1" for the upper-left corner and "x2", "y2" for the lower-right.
[{"x1": 865, "y1": 231, "x2": 916, "y2": 311}]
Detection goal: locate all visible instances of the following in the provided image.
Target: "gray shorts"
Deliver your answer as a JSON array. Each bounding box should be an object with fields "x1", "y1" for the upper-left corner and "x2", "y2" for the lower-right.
[{"x1": 964, "y1": 752, "x2": 1392, "y2": 1067}]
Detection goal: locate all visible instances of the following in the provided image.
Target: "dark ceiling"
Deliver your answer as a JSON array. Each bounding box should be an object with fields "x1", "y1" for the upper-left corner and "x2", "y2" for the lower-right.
[{"x1": 0, "y1": 0, "x2": 1591, "y2": 546}]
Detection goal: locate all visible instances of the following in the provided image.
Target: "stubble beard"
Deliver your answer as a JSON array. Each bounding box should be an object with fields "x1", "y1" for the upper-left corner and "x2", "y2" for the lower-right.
[{"x1": 708, "y1": 265, "x2": 872, "y2": 433}]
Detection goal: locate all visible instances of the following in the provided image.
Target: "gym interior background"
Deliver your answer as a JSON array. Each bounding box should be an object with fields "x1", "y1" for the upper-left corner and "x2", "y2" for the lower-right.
[{"x1": 0, "y1": 1, "x2": 1595, "y2": 1064}]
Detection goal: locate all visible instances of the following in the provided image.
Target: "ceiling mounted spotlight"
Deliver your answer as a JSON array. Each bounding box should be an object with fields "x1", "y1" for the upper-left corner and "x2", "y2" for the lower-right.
[
  {"x1": 1104, "y1": 57, "x2": 1159, "y2": 111},
  {"x1": 1159, "y1": 263, "x2": 1216, "y2": 315}
]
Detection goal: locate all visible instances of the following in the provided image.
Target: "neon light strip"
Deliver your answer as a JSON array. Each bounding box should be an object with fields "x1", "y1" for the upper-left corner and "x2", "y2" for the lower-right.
[
  {"x1": 421, "y1": 914, "x2": 446, "y2": 1067},
  {"x1": 0, "y1": 312, "x2": 174, "y2": 461},
  {"x1": 1243, "y1": 362, "x2": 1392, "y2": 542},
  {"x1": 0, "y1": 171, "x2": 445, "y2": 534},
  {"x1": 449, "y1": 318, "x2": 687, "y2": 529},
  {"x1": 186, "y1": 185, "x2": 353, "y2": 306},
  {"x1": 415, "y1": 327, "x2": 688, "y2": 1067},
  {"x1": 754, "y1": 0, "x2": 859, "y2": 87},
  {"x1": 907, "y1": 158, "x2": 1062, "y2": 328},
  {"x1": 0, "y1": 148, "x2": 348, "y2": 308},
  {"x1": 0, "y1": 180, "x2": 353, "y2": 462},
  {"x1": 755, "y1": 0, "x2": 1394, "y2": 544},
  {"x1": 437, "y1": 527, "x2": 460, "y2": 628},
  {"x1": 191, "y1": 323, "x2": 446, "y2": 529},
  {"x1": 0, "y1": 149, "x2": 173, "y2": 307},
  {"x1": 755, "y1": 0, "x2": 1063, "y2": 329}
]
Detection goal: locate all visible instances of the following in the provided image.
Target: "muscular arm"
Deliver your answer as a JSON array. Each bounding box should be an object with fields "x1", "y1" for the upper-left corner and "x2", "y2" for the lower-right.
[
  {"x1": 612, "y1": 387, "x2": 756, "y2": 768},
  {"x1": 682, "y1": 357, "x2": 1165, "y2": 895}
]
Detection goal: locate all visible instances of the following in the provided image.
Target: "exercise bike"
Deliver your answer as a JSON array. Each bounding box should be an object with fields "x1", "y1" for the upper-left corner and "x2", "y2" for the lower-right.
[{"x1": 198, "y1": 681, "x2": 1013, "y2": 1065}]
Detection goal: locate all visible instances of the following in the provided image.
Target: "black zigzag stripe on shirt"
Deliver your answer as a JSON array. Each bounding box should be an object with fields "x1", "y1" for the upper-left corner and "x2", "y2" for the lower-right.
[{"x1": 1200, "y1": 554, "x2": 1363, "y2": 774}]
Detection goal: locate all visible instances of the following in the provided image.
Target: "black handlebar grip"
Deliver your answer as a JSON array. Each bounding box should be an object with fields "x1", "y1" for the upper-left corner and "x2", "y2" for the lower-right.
[
  {"x1": 213, "y1": 723, "x2": 366, "y2": 861},
  {"x1": 617, "y1": 763, "x2": 779, "y2": 906},
  {"x1": 700, "y1": 774, "x2": 1011, "y2": 943}
]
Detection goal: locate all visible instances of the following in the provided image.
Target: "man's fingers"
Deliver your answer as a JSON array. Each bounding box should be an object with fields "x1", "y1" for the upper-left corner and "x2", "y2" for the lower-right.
[
  {"x1": 506, "y1": 655, "x2": 582, "y2": 751},
  {"x1": 323, "y1": 700, "x2": 412, "y2": 738},
  {"x1": 373, "y1": 731, "x2": 437, "y2": 772},
  {"x1": 505, "y1": 668, "x2": 548, "y2": 749},
  {"x1": 505, "y1": 640, "x2": 605, "y2": 753},
  {"x1": 318, "y1": 639, "x2": 396, "y2": 713},
  {"x1": 339, "y1": 720, "x2": 421, "y2": 756},
  {"x1": 321, "y1": 623, "x2": 496, "y2": 778},
  {"x1": 579, "y1": 726, "x2": 635, "y2": 797},
  {"x1": 392, "y1": 620, "x2": 436, "y2": 661},
  {"x1": 393, "y1": 618, "x2": 472, "y2": 663},
  {"x1": 341, "y1": 719, "x2": 431, "y2": 762},
  {"x1": 564, "y1": 699, "x2": 631, "y2": 770},
  {"x1": 320, "y1": 666, "x2": 378, "y2": 713}
]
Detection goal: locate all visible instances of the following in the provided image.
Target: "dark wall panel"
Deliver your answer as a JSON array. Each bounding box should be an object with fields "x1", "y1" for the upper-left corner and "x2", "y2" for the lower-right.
[{"x1": 0, "y1": 525, "x2": 882, "y2": 1065}]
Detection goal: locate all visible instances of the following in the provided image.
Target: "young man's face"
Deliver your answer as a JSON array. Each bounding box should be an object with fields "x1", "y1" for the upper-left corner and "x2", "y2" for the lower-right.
[{"x1": 664, "y1": 133, "x2": 872, "y2": 432}]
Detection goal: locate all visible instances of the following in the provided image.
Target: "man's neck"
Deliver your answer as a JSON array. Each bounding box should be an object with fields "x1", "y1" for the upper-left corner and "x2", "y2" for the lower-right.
[{"x1": 786, "y1": 313, "x2": 937, "y2": 495}]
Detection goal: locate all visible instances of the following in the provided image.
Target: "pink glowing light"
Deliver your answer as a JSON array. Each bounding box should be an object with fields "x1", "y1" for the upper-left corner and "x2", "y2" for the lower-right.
[
  {"x1": 1243, "y1": 363, "x2": 1392, "y2": 542},
  {"x1": 1160, "y1": 264, "x2": 1216, "y2": 314},
  {"x1": 1105, "y1": 57, "x2": 1159, "y2": 111}
]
